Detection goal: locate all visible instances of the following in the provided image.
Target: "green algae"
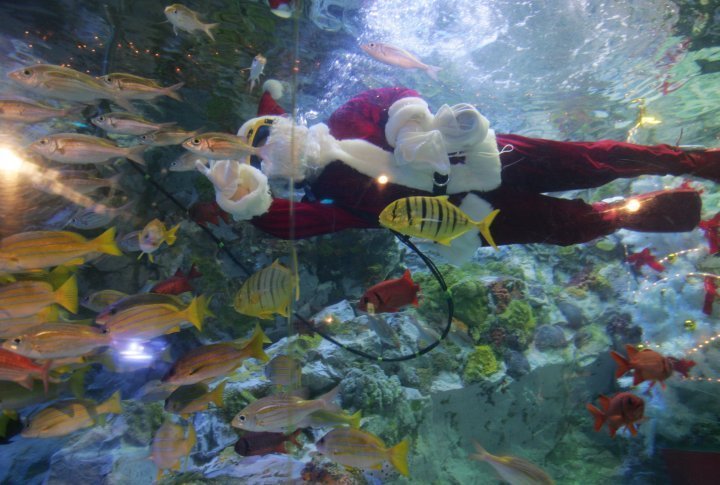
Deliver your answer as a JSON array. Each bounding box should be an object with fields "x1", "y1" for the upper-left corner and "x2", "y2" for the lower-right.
[{"x1": 462, "y1": 345, "x2": 499, "y2": 383}]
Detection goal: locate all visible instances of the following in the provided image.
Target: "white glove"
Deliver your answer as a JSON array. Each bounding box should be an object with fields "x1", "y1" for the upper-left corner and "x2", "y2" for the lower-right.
[
  {"x1": 432, "y1": 103, "x2": 489, "y2": 153},
  {"x1": 195, "y1": 160, "x2": 272, "y2": 220}
]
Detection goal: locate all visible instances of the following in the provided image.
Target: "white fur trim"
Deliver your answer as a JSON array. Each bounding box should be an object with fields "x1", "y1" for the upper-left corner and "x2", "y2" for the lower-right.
[
  {"x1": 262, "y1": 79, "x2": 284, "y2": 99},
  {"x1": 432, "y1": 103, "x2": 489, "y2": 152},
  {"x1": 195, "y1": 160, "x2": 272, "y2": 220},
  {"x1": 385, "y1": 99, "x2": 433, "y2": 146}
]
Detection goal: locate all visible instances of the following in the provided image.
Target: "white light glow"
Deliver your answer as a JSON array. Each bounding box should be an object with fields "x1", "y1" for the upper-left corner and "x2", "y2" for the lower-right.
[
  {"x1": 625, "y1": 199, "x2": 641, "y2": 213},
  {"x1": 119, "y1": 341, "x2": 153, "y2": 362},
  {"x1": 377, "y1": 174, "x2": 389, "y2": 185},
  {"x1": 0, "y1": 147, "x2": 27, "y2": 175}
]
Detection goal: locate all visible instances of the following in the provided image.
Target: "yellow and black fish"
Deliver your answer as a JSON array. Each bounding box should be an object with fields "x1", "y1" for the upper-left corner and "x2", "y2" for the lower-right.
[
  {"x1": 233, "y1": 260, "x2": 299, "y2": 319},
  {"x1": 379, "y1": 196, "x2": 499, "y2": 249}
]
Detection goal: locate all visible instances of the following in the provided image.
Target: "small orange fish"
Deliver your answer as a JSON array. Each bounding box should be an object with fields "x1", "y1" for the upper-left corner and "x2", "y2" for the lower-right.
[
  {"x1": 586, "y1": 392, "x2": 645, "y2": 438},
  {"x1": 610, "y1": 344, "x2": 675, "y2": 389}
]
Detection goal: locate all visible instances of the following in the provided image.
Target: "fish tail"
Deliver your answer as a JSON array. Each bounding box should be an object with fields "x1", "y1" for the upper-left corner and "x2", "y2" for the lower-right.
[
  {"x1": 288, "y1": 428, "x2": 303, "y2": 448},
  {"x1": 348, "y1": 409, "x2": 362, "y2": 429},
  {"x1": 204, "y1": 23, "x2": 219, "y2": 42},
  {"x1": 124, "y1": 144, "x2": 147, "y2": 165},
  {"x1": 424, "y1": 65, "x2": 442, "y2": 81},
  {"x1": 91, "y1": 227, "x2": 123, "y2": 256},
  {"x1": 54, "y1": 275, "x2": 78, "y2": 313},
  {"x1": 210, "y1": 380, "x2": 226, "y2": 407},
  {"x1": 473, "y1": 209, "x2": 500, "y2": 250},
  {"x1": 112, "y1": 96, "x2": 138, "y2": 113},
  {"x1": 318, "y1": 384, "x2": 342, "y2": 412},
  {"x1": 100, "y1": 390, "x2": 123, "y2": 415},
  {"x1": 245, "y1": 324, "x2": 270, "y2": 362},
  {"x1": 610, "y1": 350, "x2": 631, "y2": 378},
  {"x1": 186, "y1": 422, "x2": 197, "y2": 451},
  {"x1": 388, "y1": 438, "x2": 410, "y2": 477},
  {"x1": 469, "y1": 440, "x2": 489, "y2": 461},
  {"x1": 163, "y1": 82, "x2": 185, "y2": 102},
  {"x1": 165, "y1": 224, "x2": 181, "y2": 246},
  {"x1": 586, "y1": 403, "x2": 606, "y2": 432},
  {"x1": 185, "y1": 295, "x2": 212, "y2": 331}
]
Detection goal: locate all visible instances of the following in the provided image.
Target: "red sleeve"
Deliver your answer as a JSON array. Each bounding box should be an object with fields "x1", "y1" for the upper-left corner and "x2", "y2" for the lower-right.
[
  {"x1": 327, "y1": 87, "x2": 420, "y2": 151},
  {"x1": 250, "y1": 198, "x2": 378, "y2": 239}
]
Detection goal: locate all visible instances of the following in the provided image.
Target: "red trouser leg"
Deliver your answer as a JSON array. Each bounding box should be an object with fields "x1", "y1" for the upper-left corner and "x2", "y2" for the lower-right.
[
  {"x1": 480, "y1": 187, "x2": 701, "y2": 246},
  {"x1": 496, "y1": 134, "x2": 720, "y2": 192}
]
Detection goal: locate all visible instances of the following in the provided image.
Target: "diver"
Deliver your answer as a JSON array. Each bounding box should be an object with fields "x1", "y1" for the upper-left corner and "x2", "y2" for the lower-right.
[{"x1": 197, "y1": 83, "x2": 717, "y2": 262}]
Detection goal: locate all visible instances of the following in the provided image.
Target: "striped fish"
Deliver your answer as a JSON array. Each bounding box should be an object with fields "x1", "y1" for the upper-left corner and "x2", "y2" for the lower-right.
[
  {"x1": 94, "y1": 293, "x2": 185, "y2": 323},
  {"x1": 233, "y1": 260, "x2": 299, "y2": 319},
  {"x1": 0, "y1": 276, "x2": 77, "y2": 319},
  {"x1": 164, "y1": 380, "x2": 226, "y2": 416},
  {"x1": 0, "y1": 227, "x2": 122, "y2": 272},
  {"x1": 315, "y1": 427, "x2": 410, "y2": 477},
  {"x1": 22, "y1": 391, "x2": 122, "y2": 438},
  {"x1": 102, "y1": 295, "x2": 212, "y2": 343},
  {"x1": 470, "y1": 441, "x2": 555, "y2": 484},
  {"x1": 231, "y1": 385, "x2": 341, "y2": 433},
  {"x1": 0, "y1": 306, "x2": 59, "y2": 339},
  {"x1": 378, "y1": 196, "x2": 500, "y2": 249},
  {"x1": 151, "y1": 419, "x2": 196, "y2": 480},
  {"x1": 162, "y1": 325, "x2": 269, "y2": 386},
  {"x1": 3, "y1": 323, "x2": 111, "y2": 360}
]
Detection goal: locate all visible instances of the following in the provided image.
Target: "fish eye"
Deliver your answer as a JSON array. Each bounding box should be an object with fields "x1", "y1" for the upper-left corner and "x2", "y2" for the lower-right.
[
  {"x1": 170, "y1": 161, "x2": 178, "y2": 167},
  {"x1": 110, "y1": 307, "x2": 117, "y2": 315},
  {"x1": 369, "y1": 43, "x2": 375, "y2": 47},
  {"x1": 39, "y1": 139, "x2": 48, "y2": 145},
  {"x1": 190, "y1": 138, "x2": 201, "y2": 145},
  {"x1": 97, "y1": 116, "x2": 105, "y2": 122},
  {"x1": 237, "y1": 415, "x2": 246, "y2": 422},
  {"x1": 13, "y1": 338, "x2": 20, "y2": 344},
  {"x1": 22, "y1": 69, "x2": 31, "y2": 76}
]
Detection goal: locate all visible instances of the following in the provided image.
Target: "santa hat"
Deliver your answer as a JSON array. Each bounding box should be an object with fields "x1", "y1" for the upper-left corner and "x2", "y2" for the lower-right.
[{"x1": 257, "y1": 79, "x2": 286, "y2": 116}]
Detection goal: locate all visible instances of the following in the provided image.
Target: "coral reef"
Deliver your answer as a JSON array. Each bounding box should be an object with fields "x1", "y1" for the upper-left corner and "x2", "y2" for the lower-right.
[{"x1": 462, "y1": 345, "x2": 499, "y2": 383}]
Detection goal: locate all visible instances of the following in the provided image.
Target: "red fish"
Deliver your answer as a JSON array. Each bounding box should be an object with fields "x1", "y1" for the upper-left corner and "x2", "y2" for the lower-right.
[
  {"x1": 703, "y1": 276, "x2": 717, "y2": 316},
  {"x1": 189, "y1": 200, "x2": 231, "y2": 227},
  {"x1": 667, "y1": 356, "x2": 696, "y2": 378},
  {"x1": 626, "y1": 248, "x2": 665, "y2": 272},
  {"x1": 610, "y1": 344, "x2": 678, "y2": 389},
  {"x1": 586, "y1": 392, "x2": 645, "y2": 438},
  {"x1": 234, "y1": 429, "x2": 302, "y2": 456},
  {"x1": 151, "y1": 264, "x2": 202, "y2": 295},
  {"x1": 358, "y1": 269, "x2": 420, "y2": 313},
  {"x1": 699, "y1": 212, "x2": 720, "y2": 254},
  {"x1": 0, "y1": 348, "x2": 50, "y2": 393}
]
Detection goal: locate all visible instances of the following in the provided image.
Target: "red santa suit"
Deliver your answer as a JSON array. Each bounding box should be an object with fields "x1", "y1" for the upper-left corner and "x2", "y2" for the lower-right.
[{"x1": 207, "y1": 86, "x2": 715, "y2": 260}]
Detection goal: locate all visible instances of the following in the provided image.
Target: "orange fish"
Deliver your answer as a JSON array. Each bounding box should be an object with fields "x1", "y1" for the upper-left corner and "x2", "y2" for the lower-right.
[
  {"x1": 610, "y1": 344, "x2": 676, "y2": 389},
  {"x1": 586, "y1": 392, "x2": 644, "y2": 438},
  {"x1": 358, "y1": 269, "x2": 420, "y2": 314}
]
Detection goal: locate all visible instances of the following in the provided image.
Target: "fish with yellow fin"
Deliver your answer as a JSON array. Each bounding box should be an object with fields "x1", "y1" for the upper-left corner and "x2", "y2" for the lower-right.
[
  {"x1": 151, "y1": 418, "x2": 196, "y2": 480},
  {"x1": 3, "y1": 323, "x2": 111, "y2": 360},
  {"x1": 22, "y1": 390, "x2": 122, "y2": 438},
  {"x1": 164, "y1": 4, "x2": 219, "y2": 42},
  {"x1": 469, "y1": 440, "x2": 555, "y2": 484},
  {"x1": 0, "y1": 227, "x2": 122, "y2": 272},
  {"x1": 138, "y1": 219, "x2": 180, "y2": 262},
  {"x1": 315, "y1": 427, "x2": 410, "y2": 477},
  {"x1": 0, "y1": 276, "x2": 77, "y2": 318},
  {"x1": 379, "y1": 196, "x2": 500, "y2": 249},
  {"x1": 164, "y1": 380, "x2": 226, "y2": 417},
  {"x1": 233, "y1": 259, "x2": 299, "y2": 319}
]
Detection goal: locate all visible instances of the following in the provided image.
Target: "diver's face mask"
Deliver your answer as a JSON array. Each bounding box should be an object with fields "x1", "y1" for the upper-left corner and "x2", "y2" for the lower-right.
[{"x1": 243, "y1": 117, "x2": 275, "y2": 169}]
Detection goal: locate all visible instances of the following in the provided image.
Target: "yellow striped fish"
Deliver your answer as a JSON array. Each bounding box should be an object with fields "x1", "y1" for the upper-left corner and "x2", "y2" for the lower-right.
[
  {"x1": 378, "y1": 196, "x2": 500, "y2": 249},
  {"x1": 3, "y1": 323, "x2": 111, "y2": 360},
  {"x1": 102, "y1": 295, "x2": 213, "y2": 343},
  {"x1": 315, "y1": 428, "x2": 410, "y2": 477},
  {"x1": 0, "y1": 276, "x2": 77, "y2": 318},
  {"x1": 162, "y1": 325, "x2": 270, "y2": 386},
  {"x1": 0, "y1": 306, "x2": 59, "y2": 339},
  {"x1": 151, "y1": 419, "x2": 196, "y2": 480},
  {"x1": 22, "y1": 390, "x2": 122, "y2": 438},
  {"x1": 0, "y1": 227, "x2": 122, "y2": 272},
  {"x1": 233, "y1": 260, "x2": 299, "y2": 319}
]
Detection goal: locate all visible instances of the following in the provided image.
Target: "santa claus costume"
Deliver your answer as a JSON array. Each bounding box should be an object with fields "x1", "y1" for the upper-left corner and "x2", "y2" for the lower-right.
[{"x1": 198, "y1": 81, "x2": 716, "y2": 262}]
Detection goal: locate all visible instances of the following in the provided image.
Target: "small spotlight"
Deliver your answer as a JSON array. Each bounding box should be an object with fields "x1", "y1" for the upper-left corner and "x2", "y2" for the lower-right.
[
  {"x1": 0, "y1": 148, "x2": 27, "y2": 174},
  {"x1": 625, "y1": 198, "x2": 641, "y2": 213},
  {"x1": 377, "y1": 174, "x2": 389, "y2": 185}
]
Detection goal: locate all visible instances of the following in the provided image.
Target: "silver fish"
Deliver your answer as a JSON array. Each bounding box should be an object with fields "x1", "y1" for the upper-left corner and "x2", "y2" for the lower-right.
[
  {"x1": 99, "y1": 73, "x2": 184, "y2": 102},
  {"x1": 248, "y1": 54, "x2": 266, "y2": 92},
  {"x1": 361, "y1": 42, "x2": 441, "y2": 81},
  {"x1": 68, "y1": 201, "x2": 134, "y2": 230},
  {"x1": 139, "y1": 128, "x2": 199, "y2": 147},
  {"x1": 0, "y1": 100, "x2": 81, "y2": 123},
  {"x1": 91, "y1": 112, "x2": 175, "y2": 136},
  {"x1": 169, "y1": 152, "x2": 208, "y2": 172},
  {"x1": 164, "y1": 4, "x2": 219, "y2": 42},
  {"x1": 29, "y1": 133, "x2": 146, "y2": 165}
]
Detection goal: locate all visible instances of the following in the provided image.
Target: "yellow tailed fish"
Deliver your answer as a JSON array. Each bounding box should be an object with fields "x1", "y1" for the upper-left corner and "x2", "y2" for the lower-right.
[
  {"x1": 164, "y1": 380, "x2": 226, "y2": 417},
  {"x1": 162, "y1": 325, "x2": 270, "y2": 386},
  {"x1": 29, "y1": 133, "x2": 146, "y2": 165},
  {"x1": 22, "y1": 390, "x2": 122, "y2": 438},
  {"x1": 139, "y1": 128, "x2": 200, "y2": 147},
  {"x1": 91, "y1": 112, "x2": 176, "y2": 136},
  {"x1": 264, "y1": 354, "x2": 302, "y2": 388},
  {"x1": 233, "y1": 259, "x2": 299, "y2": 319},
  {"x1": 315, "y1": 427, "x2": 410, "y2": 477},
  {"x1": 0, "y1": 276, "x2": 77, "y2": 318},
  {"x1": 80, "y1": 289, "x2": 129, "y2": 312},
  {"x1": 469, "y1": 441, "x2": 555, "y2": 485},
  {"x1": 0, "y1": 306, "x2": 59, "y2": 339},
  {"x1": 3, "y1": 323, "x2": 111, "y2": 360},
  {"x1": 94, "y1": 293, "x2": 185, "y2": 324},
  {"x1": 102, "y1": 295, "x2": 213, "y2": 343},
  {"x1": 231, "y1": 384, "x2": 341, "y2": 433},
  {"x1": 379, "y1": 195, "x2": 500, "y2": 249},
  {"x1": 181, "y1": 132, "x2": 261, "y2": 161},
  {"x1": 99, "y1": 72, "x2": 184, "y2": 102},
  {"x1": 0, "y1": 99, "x2": 81, "y2": 123},
  {"x1": 0, "y1": 227, "x2": 122, "y2": 272},
  {"x1": 150, "y1": 419, "x2": 196, "y2": 480},
  {"x1": 138, "y1": 219, "x2": 180, "y2": 262},
  {"x1": 164, "y1": 4, "x2": 219, "y2": 42}
]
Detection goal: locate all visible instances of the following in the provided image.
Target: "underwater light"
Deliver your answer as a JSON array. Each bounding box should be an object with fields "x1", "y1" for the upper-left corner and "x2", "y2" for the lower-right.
[
  {"x1": 377, "y1": 174, "x2": 389, "y2": 185},
  {"x1": 625, "y1": 198, "x2": 641, "y2": 213},
  {"x1": 119, "y1": 341, "x2": 153, "y2": 362},
  {"x1": 0, "y1": 147, "x2": 28, "y2": 175}
]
